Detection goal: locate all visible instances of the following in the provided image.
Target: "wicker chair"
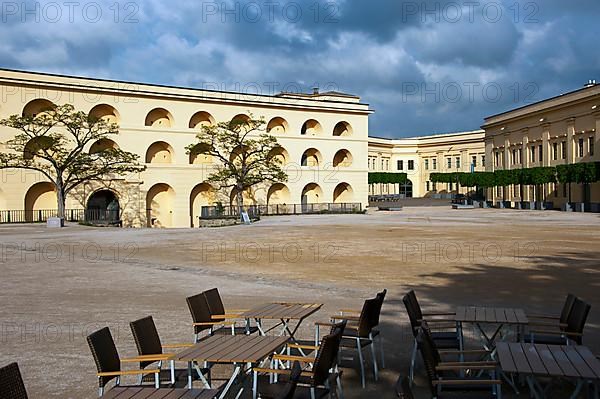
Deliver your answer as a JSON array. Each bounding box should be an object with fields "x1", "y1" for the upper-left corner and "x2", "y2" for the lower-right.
[
  {"x1": 330, "y1": 297, "x2": 380, "y2": 388},
  {"x1": 525, "y1": 297, "x2": 591, "y2": 346},
  {"x1": 130, "y1": 316, "x2": 210, "y2": 387},
  {"x1": 87, "y1": 327, "x2": 160, "y2": 396},
  {"x1": 334, "y1": 289, "x2": 388, "y2": 369},
  {"x1": 0, "y1": 362, "x2": 29, "y2": 399},
  {"x1": 526, "y1": 293, "x2": 576, "y2": 330},
  {"x1": 256, "y1": 327, "x2": 345, "y2": 399},
  {"x1": 403, "y1": 291, "x2": 459, "y2": 385},
  {"x1": 418, "y1": 324, "x2": 501, "y2": 399},
  {"x1": 203, "y1": 288, "x2": 258, "y2": 335},
  {"x1": 257, "y1": 361, "x2": 303, "y2": 399},
  {"x1": 186, "y1": 292, "x2": 236, "y2": 342}
]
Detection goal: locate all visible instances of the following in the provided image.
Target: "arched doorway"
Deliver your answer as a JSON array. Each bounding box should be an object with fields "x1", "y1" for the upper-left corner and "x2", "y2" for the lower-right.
[
  {"x1": 146, "y1": 183, "x2": 175, "y2": 228},
  {"x1": 267, "y1": 184, "x2": 291, "y2": 205},
  {"x1": 301, "y1": 183, "x2": 323, "y2": 212},
  {"x1": 190, "y1": 183, "x2": 213, "y2": 227},
  {"x1": 86, "y1": 190, "x2": 120, "y2": 225},
  {"x1": 333, "y1": 183, "x2": 354, "y2": 203},
  {"x1": 24, "y1": 182, "x2": 57, "y2": 222}
]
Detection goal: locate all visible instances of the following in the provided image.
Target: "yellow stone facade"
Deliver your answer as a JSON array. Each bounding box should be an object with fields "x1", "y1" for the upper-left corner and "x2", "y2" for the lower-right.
[
  {"x1": 368, "y1": 131, "x2": 486, "y2": 197},
  {"x1": 482, "y1": 83, "x2": 600, "y2": 207},
  {"x1": 0, "y1": 69, "x2": 371, "y2": 227}
]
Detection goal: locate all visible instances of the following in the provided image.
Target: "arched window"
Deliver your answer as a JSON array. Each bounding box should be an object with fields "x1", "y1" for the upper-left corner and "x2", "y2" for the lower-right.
[
  {"x1": 145, "y1": 108, "x2": 173, "y2": 128},
  {"x1": 89, "y1": 104, "x2": 120, "y2": 124},
  {"x1": 22, "y1": 99, "x2": 55, "y2": 118},
  {"x1": 333, "y1": 121, "x2": 353, "y2": 136},
  {"x1": 301, "y1": 148, "x2": 322, "y2": 167},
  {"x1": 268, "y1": 146, "x2": 289, "y2": 165},
  {"x1": 189, "y1": 111, "x2": 215, "y2": 129},
  {"x1": 267, "y1": 117, "x2": 289, "y2": 134},
  {"x1": 89, "y1": 139, "x2": 119, "y2": 154},
  {"x1": 188, "y1": 143, "x2": 212, "y2": 165},
  {"x1": 333, "y1": 149, "x2": 353, "y2": 167},
  {"x1": 146, "y1": 141, "x2": 174, "y2": 164},
  {"x1": 301, "y1": 119, "x2": 323, "y2": 136}
]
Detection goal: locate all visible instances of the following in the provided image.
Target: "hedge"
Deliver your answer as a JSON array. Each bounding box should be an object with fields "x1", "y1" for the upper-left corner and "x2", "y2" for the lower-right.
[
  {"x1": 428, "y1": 163, "x2": 600, "y2": 188},
  {"x1": 556, "y1": 162, "x2": 599, "y2": 184},
  {"x1": 368, "y1": 172, "x2": 408, "y2": 185}
]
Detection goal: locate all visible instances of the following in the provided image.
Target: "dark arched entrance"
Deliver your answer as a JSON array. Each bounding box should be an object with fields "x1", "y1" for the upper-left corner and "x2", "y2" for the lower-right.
[{"x1": 86, "y1": 190, "x2": 120, "y2": 225}]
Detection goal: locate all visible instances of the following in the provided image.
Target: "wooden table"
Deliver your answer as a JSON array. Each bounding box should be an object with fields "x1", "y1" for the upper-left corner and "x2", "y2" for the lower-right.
[
  {"x1": 455, "y1": 306, "x2": 529, "y2": 351},
  {"x1": 497, "y1": 342, "x2": 600, "y2": 399},
  {"x1": 102, "y1": 387, "x2": 218, "y2": 398},
  {"x1": 241, "y1": 303, "x2": 322, "y2": 340},
  {"x1": 173, "y1": 334, "x2": 289, "y2": 399}
]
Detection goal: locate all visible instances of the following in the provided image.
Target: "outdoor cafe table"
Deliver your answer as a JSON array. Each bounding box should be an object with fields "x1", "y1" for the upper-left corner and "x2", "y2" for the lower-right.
[
  {"x1": 454, "y1": 306, "x2": 529, "y2": 351},
  {"x1": 173, "y1": 334, "x2": 289, "y2": 399},
  {"x1": 102, "y1": 387, "x2": 218, "y2": 399},
  {"x1": 241, "y1": 303, "x2": 323, "y2": 341},
  {"x1": 496, "y1": 342, "x2": 600, "y2": 399}
]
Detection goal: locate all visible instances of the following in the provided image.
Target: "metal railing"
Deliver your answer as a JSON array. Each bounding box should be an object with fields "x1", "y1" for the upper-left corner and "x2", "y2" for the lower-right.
[
  {"x1": 0, "y1": 209, "x2": 120, "y2": 224},
  {"x1": 200, "y1": 203, "x2": 363, "y2": 219}
]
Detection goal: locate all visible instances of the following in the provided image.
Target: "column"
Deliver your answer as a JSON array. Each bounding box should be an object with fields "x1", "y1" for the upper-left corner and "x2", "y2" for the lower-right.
[
  {"x1": 566, "y1": 118, "x2": 575, "y2": 164},
  {"x1": 522, "y1": 131, "x2": 529, "y2": 201},
  {"x1": 595, "y1": 112, "x2": 600, "y2": 162},
  {"x1": 541, "y1": 123, "x2": 551, "y2": 200}
]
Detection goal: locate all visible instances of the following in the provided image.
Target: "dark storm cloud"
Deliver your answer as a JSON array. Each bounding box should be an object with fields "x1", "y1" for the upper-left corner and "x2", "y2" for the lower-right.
[{"x1": 0, "y1": 0, "x2": 598, "y2": 137}]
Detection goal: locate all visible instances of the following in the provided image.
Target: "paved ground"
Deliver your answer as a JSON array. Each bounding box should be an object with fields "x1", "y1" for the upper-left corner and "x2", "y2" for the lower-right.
[{"x1": 0, "y1": 207, "x2": 599, "y2": 398}]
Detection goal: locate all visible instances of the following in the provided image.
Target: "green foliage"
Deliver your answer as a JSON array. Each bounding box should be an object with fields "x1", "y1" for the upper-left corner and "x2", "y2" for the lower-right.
[
  {"x1": 186, "y1": 114, "x2": 288, "y2": 208},
  {"x1": 520, "y1": 167, "x2": 556, "y2": 185},
  {"x1": 557, "y1": 162, "x2": 599, "y2": 184},
  {"x1": 368, "y1": 172, "x2": 408, "y2": 184},
  {"x1": 474, "y1": 172, "x2": 496, "y2": 187},
  {"x1": 494, "y1": 169, "x2": 518, "y2": 186},
  {"x1": 430, "y1": 172, "x2": 454, "y2": 184},
  {"x1": 0, "y1": 104, "x2": 144, "y2": 217}
]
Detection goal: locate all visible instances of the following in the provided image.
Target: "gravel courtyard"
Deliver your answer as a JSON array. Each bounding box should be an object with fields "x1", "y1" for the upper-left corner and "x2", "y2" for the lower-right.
[{"x1": 1, "y1": 207, "x2": 599, "y2": 398}]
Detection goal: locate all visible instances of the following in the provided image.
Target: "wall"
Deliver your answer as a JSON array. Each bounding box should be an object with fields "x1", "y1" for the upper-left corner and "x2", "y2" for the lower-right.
[{"x1": 0, "y1": 69, "x2": 371, "y2": 227}]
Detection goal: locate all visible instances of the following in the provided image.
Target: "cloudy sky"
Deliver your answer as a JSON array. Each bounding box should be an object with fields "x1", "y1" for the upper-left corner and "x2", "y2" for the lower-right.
[{"x1": 1, "y1": 0, "x2": 599, "y2": 137}]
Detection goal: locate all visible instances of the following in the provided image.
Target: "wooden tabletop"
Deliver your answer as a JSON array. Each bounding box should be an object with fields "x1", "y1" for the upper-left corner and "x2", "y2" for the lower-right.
[
  {"x1": 497, "y1": 342, "x2": 600, "y2": 380},
  {"x1": 102, "y1": 387, "x2": 218, "y2": 398},
  {"x1": 455, "y1": 306, "x2": 528, "y2": 325},
  {"x1": 241, "y1": 303, "x2": 323, "y2": 320},
  {"x1": 173, "y1": 334, "x2": 289, "y2": 364}
]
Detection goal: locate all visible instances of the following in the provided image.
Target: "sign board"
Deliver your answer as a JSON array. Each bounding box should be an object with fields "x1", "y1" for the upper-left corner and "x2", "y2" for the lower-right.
[
  {"x1": 47, "y1": 217, "x2": 64, "y2": 228},
  {"x1": 241, "y1": 211, "x2": 251, "y2": 225}
]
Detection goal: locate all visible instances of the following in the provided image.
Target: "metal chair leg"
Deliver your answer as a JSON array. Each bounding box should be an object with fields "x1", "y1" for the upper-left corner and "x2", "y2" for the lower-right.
[
  {"x1": 409, "y1": 338, "x2": 417, "y2": 386},
  {"x1": 369, "y1": 334, "x2": 379, "y2": 381},
  {"x1": 336, "y1": 367, "x2": 344, "y2": 399},
  {"x1": 379, "y1": 334, "x2": 385, "y2": 369},
  {"x1": 356, "y1": 338, "x2": 366, "y2": 388}
]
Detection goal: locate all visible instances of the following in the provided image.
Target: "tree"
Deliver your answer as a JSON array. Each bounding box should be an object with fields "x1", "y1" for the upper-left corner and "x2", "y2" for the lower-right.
[
  {"x1": 0, "y1": 104, "x2": 144, "y2": 219},
  {"x1": 186, "y1": 115, "x2": 288, "y2": 219}
]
